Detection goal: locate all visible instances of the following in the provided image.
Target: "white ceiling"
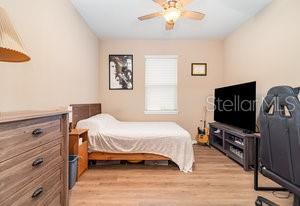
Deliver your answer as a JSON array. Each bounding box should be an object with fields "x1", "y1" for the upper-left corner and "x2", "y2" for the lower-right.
[{"x1": 71, "y1": 0, "x2": 272, "y2": 39}]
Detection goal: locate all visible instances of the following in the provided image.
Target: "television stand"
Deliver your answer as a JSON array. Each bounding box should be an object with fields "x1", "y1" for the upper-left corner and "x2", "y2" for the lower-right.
[
  {"x1": 243, "y1": 129, "x2": 253, "y2": 134},
  {"x1": 209, "y1": 122, "x2": 255, "y2": 171}
]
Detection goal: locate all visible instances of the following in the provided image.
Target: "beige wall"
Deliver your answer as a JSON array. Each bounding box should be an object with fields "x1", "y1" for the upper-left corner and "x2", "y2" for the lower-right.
[
  {"x1": 224, "y1": 0, "x2": 300, "y2": 99},
  {"x1": 0, "y1": 0, "x2": 100, "y2": 111},
  {"x1": 99, "y1": 39, "x2": 224, "y2": 137},
  {"x1": 2, "y1": 0, "x2": 296, "y2": 138}
]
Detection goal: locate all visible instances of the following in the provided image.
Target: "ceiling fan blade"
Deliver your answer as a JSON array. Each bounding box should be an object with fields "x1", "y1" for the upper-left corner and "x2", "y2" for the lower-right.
[
  {"x1": 152, "y1": 0, "x2": 166, "y2": 6},
  {"x1": 138, "y1": 12, "x2": 162, "y2": 21},
  {"x1": 181, "y1": 11, "x2": 205, "y2": 20},
  {"x1": 165, "y1": 21, "x2": 174, "y2": 30},
  {"x1": 179, "y1": 0, "x2": 194, "y2": 6}
]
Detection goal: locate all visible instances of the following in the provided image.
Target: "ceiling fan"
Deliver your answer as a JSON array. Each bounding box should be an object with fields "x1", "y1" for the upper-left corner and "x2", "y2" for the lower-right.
[{"x1": 138, "y1": 0, "x2": 205, "y2": 30}]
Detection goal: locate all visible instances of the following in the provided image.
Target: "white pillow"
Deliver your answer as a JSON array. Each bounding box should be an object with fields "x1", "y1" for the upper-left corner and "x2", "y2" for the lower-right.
[
  {"x1": 76, "y1": 114, "x2": 117, "y2": 135},
  {"x1": 89, "y1": 113, "x2": 117, "y2": 123}
]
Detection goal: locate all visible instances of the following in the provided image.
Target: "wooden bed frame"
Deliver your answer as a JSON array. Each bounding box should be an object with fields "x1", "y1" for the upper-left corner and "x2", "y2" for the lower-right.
[{"x1": 71, "y1": 103, "x2": 169, "y2": 161}]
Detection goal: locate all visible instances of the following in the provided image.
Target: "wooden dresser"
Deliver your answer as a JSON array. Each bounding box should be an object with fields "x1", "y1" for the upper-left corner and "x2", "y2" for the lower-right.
[{"x1": 0, "y1": 110, "x2": 69, "y2": 206}]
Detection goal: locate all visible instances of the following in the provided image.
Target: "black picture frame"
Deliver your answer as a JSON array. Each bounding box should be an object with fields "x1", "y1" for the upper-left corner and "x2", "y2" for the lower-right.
[
  {"x1": 109, "y1": 54, "x2": 133, "y2": 90},
  {"x1": 191, "y1": 63, "x2": 207, "y2": 76}
]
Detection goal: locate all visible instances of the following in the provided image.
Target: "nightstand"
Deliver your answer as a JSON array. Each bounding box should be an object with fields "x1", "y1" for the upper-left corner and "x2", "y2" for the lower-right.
[{"x1": 69, "y1": 128, "x2": 89, "y2": 179}]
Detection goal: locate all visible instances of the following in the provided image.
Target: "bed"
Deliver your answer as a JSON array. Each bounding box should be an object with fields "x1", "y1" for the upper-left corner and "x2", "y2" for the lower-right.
[{"x1": 71, "y1": 104, "x2": 194, "y2": 172}]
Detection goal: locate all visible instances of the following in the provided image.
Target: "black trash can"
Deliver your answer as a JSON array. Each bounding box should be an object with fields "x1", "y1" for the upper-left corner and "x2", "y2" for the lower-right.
[{"x1": 69, "y1": 155, "x2": 78, "y2": 190}]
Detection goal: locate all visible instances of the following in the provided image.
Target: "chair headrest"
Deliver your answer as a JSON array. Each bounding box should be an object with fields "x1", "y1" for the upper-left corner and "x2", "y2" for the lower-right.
[{"x1": 267, "y1": 86, "x2": 299, "y2": 97}]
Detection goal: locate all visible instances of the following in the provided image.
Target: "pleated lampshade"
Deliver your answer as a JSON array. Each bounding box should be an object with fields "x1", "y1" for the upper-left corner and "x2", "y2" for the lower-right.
[{"x1": 0, "y1": 7, "x2": 30, "y2": 62}]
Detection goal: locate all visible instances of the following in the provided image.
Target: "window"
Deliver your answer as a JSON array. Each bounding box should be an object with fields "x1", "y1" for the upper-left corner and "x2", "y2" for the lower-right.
[{"x1": 145, "y1": 55, "x2": 178, "y2": 114}]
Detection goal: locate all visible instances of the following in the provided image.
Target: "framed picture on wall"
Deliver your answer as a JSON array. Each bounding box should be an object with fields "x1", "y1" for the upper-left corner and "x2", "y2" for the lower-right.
[
  {"x1": 109, "y1": 54, "x2": 133, "y2": 90},
  {"x1": 191, "y1": 63, "x2": 207, "y2": 76}
]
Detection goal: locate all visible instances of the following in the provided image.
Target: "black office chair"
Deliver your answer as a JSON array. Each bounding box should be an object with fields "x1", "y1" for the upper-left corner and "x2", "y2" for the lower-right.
[{"x1": 257, "y1": 86, "x2": 300, "y2": 206}]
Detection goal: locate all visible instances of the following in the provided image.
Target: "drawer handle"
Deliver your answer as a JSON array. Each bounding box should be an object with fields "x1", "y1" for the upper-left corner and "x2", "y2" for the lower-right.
[
  {"x1": 32, "y1": 157, "x2": 44, "y2": 167},
  {"x1": 32, "y1": 128, "x2": 43, "y2": 137},
  {"x1": 32, "y1": 187, "x2": 43, "y2": 199}
]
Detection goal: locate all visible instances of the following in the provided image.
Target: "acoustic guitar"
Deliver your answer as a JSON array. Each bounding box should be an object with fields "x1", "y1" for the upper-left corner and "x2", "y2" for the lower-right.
[
  {"x1": 197, "y1": 127, "x2": 209, "y2": 145},
  {"x1": 197, "y1": 107, "x2": 210, "y2": 146}
]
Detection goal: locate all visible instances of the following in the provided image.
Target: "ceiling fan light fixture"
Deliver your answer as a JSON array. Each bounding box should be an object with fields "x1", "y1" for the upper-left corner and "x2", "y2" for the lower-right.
[
  {"x1": 163, "y1": 7, "x2": 181, "y2": 22},
  {"x1": 138, "y1": 0, "x2": 204, "y2": 31}
]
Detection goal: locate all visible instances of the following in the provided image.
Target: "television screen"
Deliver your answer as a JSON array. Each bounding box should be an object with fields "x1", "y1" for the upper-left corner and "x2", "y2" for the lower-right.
[{"x1": 214, "y1": 81, "x2": 256, "y2": 132}]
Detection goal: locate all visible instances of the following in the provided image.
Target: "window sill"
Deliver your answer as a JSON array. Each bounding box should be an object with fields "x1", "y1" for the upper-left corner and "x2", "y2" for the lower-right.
[{"x1": 144, "y1": 111, "x2": 178, "y2": 115}]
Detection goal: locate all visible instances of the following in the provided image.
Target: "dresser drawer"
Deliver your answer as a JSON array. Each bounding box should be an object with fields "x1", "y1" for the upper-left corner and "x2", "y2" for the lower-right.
[
  {"x1": 0, "y1": 116, "x2": 62, "y2": 162},
  {"x1": 0, "y1": 140, "x2": 63, "y2": 202},
  {"x1": 47, "y1": 190, "x2": 62, "y2": 206},
  {"x1": 1, "y1": 168, "x2": 63, "y2": 206}
]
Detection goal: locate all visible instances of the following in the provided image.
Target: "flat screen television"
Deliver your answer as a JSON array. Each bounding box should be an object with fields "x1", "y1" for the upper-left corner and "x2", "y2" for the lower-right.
[{"x1": 214, "y1": 81, "x2": 256, "y2": 132}]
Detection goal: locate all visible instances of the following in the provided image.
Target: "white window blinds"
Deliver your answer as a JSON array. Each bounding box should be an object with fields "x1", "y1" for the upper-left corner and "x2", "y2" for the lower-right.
[{"x1": 145, "y1": 55, "x2": 178, "y2": 114}]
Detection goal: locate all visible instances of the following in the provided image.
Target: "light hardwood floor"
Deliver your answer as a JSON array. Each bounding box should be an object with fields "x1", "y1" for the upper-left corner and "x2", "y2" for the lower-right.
[{"x1": 69, "y1": 145, "x2": 293, "y2": 206}]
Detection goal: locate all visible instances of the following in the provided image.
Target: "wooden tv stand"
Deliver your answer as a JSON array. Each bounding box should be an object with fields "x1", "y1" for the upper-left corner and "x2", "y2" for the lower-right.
[{"x1": 209, "y1": 122, "x2": 255, "y2": 171}]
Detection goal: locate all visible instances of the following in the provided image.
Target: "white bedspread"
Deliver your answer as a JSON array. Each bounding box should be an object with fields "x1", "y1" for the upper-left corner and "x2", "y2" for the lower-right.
[{"x1": 76, "y1": 114, "x2": 194, "y2": 172}]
